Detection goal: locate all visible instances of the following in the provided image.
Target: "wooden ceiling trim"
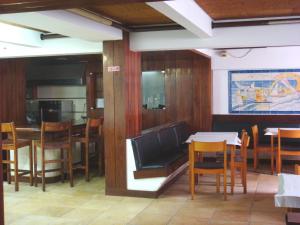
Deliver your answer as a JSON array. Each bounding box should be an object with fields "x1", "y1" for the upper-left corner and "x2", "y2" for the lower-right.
[
  {"x1": 196, "y1": 0, "x2": 300, "y2": 20},
  {"x1": 0, "y1": 0, "x2": 165, "y2": 14},
  {"x1": 86, "y1": 3, "x2": 174, "y2": 26}
]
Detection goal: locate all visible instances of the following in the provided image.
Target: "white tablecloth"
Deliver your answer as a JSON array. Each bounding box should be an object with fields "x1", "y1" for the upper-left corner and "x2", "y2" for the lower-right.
[
  {"x1": 275, "y1": 173, "x2": 300, "y2": 208},
  {"x1": 265, "y1": 128, "x2": 300, "y2": 136},
  {"x1": 186, "y1": 132, "x2": 241, "y2": 146}
]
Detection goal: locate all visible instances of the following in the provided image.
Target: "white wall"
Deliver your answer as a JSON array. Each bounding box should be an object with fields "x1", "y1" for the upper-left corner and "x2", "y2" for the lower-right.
[{"x1": 212, "y1": 46, "x2": 300, "y2": 114}]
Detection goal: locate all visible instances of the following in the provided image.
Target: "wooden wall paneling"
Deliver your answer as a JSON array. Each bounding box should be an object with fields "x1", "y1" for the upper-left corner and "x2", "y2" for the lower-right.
[
  {"x1": 113, "y1": 39, "x2": 127, "y2": 189},
  {"x1": 141, "y1": 51, "x2": 212, "y2": 131},
  {"x1": 103, "y1": 41, "x2": 117, "y2": 190},
  {"x1": 164, "y1": 52, "x2": 176, "y2": 123},
  {"x1": 175, "y1": 52, "x2": 193, "y2": 125},
  {"x1": 192, "y1": 56, "x2": 212, "y2": 131},
  {"x1": 0, "y1": 59, "x2": 26, "y2": 125},
  {"x1": 103, "y1": 32, "x2": 141, "y2": 195}
]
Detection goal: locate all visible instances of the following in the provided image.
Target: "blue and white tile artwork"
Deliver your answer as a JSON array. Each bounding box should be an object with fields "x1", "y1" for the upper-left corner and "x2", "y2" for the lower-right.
[{"x1": 229, "y1": 69, "x2": 300, "y2": 114}]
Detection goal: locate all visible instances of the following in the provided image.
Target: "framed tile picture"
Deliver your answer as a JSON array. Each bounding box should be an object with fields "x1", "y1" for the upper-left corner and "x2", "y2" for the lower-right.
[{"x1": 229, "y1": 69, "x2": 300, "y2": 114}]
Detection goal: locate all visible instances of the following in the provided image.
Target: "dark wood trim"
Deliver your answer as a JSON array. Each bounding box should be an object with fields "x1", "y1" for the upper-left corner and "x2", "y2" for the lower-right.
[
  {"x1": 134, "y1": 155, "x2": 188, "y2": 179},
  {"x1": 213, "y1": 114, "x2": 300, "y2": 124},
  {"x1": 0, "y1": 0, "x2": 167, "y2": 14},
  {"x1": 213, "y1": 18, "x2": 300, "y2": 28},
  {"x1": 0, "y1": 126, "x2": 4, "y2": 225}
]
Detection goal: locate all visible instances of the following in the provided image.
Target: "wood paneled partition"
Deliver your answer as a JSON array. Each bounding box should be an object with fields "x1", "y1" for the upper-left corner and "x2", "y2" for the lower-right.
[
  {"x1": 142, "y1": 51, "x2": 212, "y2": 131},
  {"x1": 0, "y1": 59, "x2": 26, "y2": 124},
  {"x1": 103, "y1": 32, "x2": 141, "y2": 195}
]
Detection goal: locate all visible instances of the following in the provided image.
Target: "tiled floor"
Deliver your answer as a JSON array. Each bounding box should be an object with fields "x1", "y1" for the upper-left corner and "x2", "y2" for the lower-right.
[{"x1": 4, "y1": 170, "x2": 285, "y2": 225}]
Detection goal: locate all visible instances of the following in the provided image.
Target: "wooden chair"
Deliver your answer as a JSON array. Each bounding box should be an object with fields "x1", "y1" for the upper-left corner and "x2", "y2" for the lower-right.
[
  {"x1": 72, "y1": 118, "x2": 103, "y2": 181},
  {"x1": 252, "y1": 124, "x2": 274, "y2": 174},
  {"x1": 1, "y1": 122, "x2": 33, "y2": 191},
  {"x1": 231, "y1": 130, "x2": 250, "y2": 194},
  {"x1": 189, "y1": 140, "x2": 227, "y2": 200},
  {"x1": 34, "y1": 121, "x2": 73, "y2": 191},
  {"x1": 277, "y1": 129, "x2": 300, "y2": 174}
]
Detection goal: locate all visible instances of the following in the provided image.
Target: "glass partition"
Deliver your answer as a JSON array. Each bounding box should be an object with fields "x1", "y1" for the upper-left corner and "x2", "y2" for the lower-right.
[{"x1": 142, "y1": 71, "x2": 166, "y2": 109}]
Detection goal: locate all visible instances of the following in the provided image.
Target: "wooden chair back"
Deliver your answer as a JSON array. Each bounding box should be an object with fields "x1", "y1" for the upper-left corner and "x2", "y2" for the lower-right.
[
  {"x1": 190, "y1": 141, "x2": 227, "y2": 167},
  {"x1": 251, "y1": 125, "x2": 259, "y2": 148},
  {"x1": 41, "y1": 121, "x2": 71, "y2": 145},
  {"x1": 85, "y1": 118, "x2": 103, "y2": 139},
  {"x1": 241, "y1": 130, "x2": 250, "y2": 161},
  {"x1": 1, "y1": 122, "x2": 17, "y2": 145},
  {"x1": 278, "y1": 129, "x2": 300, "y2": 151}
]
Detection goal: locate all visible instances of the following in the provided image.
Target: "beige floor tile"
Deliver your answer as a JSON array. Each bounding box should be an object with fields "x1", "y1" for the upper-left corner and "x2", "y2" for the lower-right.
[
  {"x1": 62, "y1": 208, "x2": 104, "y2": 224},
  {"x1": 250, "y1": 210, "x2": 285, "y2": 223},
  {"x1": 168, "y1": 215, "x2": 209, "y2": 225},
  {"x1": 211, "y1": 209, "x2": 250, "y2": 223},
  {"x1": 128, "y1": 211, "x2": 172, "y2": 225},
  {"x1": 3, "y1": 171, "x2": 286, "y2": 225}
]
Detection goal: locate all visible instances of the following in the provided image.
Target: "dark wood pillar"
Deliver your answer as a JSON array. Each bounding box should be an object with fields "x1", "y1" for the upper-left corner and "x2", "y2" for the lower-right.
[{"x1": 103, "y1": 32, "x2": 141, "y2": 195}]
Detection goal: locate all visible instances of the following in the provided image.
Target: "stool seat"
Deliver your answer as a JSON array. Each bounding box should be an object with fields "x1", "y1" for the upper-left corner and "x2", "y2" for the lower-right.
[{"x1": 2, "y1": 139, "x2": 31, "y2": 150}]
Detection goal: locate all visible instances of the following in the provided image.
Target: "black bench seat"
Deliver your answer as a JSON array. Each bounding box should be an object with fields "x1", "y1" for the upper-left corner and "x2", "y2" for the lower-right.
[{"x1": 131, "y1": 122, "x2": 190, "y2": 179}]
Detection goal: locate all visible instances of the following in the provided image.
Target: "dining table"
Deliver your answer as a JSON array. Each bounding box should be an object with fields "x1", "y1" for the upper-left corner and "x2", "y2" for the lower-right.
[{"x1": 186, "y1": 131, "x2": 241, "y2": 194}]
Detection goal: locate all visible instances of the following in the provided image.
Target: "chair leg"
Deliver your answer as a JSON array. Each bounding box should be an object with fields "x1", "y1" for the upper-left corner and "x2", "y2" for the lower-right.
[
  {"x1": 7, "y1": 151, "x2": 11, "y2": 184},
  {"x1": 277, "y1": 153, "x2": 281, "y2": 174},
  {"x1": 60, "y1": 148, "x2": 64, "y2": 183},
  {"x1": 243, "y1": 165, "x2": 247, "y2": 194},
  {"x1": 191, "y1": 171, "x2": 195, "y2": 200},
  {"x1": 216, "y1": 174, "x2": 220, "y2": 193},
  {"x1": 29, "y1": 144, "x2": 33, "y2": 186},
  {"x1": 231, "y1": 163, "x2": 235, "y2": 195},
  {"x1": 271, "y1": 151, "x2": 274, "y2": 175},
  {"x1": 223, "y1": 172, "x2": 227, "y2": 201},
  {"x1": 33, "y1": 144, "x2": 38, "y2": 187},
  {"x1": 14, "y1": 150, "x2": 19, "y2": 192},
  {"x1": 68, "y1": 147, "x2": 74, "y2": 187},
  {"x1": 253, "y1": 149, "x2": 258, "y2": 169},
  {"x1": 42, "y1": 148, "x2": 46, "y2": 192},
  {"x1": 85, "y1": 142, "x2": 89, "y2": 182}
]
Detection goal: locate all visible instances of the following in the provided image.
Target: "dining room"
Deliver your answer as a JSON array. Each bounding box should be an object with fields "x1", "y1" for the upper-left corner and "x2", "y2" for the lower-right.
[{"x1": 2, "y1": 1, "x2": 300, "y2": 225}]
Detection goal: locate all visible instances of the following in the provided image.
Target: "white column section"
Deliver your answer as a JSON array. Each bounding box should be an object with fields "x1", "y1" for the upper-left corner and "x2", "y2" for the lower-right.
[
  {"x1": 0, "y1": 10, "x2": 122, "y2": 42},
  {"x1": 147, "y1": 0, "x2": 212, "y2": 38},
  {"x1": 130, "y1": 24, "x2": 300, "y2": 51},
  {"x1": 0, "y1": 22, "x2": 42, "y2": 47}
]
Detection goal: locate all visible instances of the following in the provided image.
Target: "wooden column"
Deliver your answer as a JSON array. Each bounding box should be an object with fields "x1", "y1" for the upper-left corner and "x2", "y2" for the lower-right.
[{"x1": 103, "y1": 32, "x2": 141, "y2": 195}]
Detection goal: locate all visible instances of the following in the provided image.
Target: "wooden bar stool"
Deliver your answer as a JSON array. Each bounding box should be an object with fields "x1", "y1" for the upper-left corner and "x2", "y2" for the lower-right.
[
  {"x1": 34, "y1": 121, "x2": 73, "y2": 191},
  {"x1": 72, "y1": 118, "x2": 103, "y2": 181},
  {"x1": 1, "y1": 122, "x2": 33, "y2": 191}
]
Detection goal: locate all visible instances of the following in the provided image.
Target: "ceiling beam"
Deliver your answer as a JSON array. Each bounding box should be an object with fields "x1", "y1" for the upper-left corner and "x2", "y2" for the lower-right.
[
  {"x1": 147, "y1": 0, "x2": 212, "y2": 38},
  {"x1": 130, "y1": 23, "x2": 300, "y2": 51},
  {"x1": 0, "y1": 0, "x2": 165, "y2": 14},
  {"x1": 0, "y1": 10, "x2": 122, "y2": 41}
]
